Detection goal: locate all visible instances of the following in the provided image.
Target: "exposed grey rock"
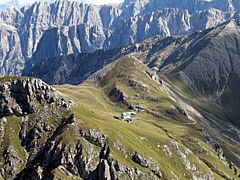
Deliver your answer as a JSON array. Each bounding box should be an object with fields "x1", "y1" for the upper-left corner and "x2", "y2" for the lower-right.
[
  {"x1": 113, "y1": 141, "x2": 128, "y2": 158},
  {"x1": 75, "y1": 139, "x2": 100, "y2": 179},
  {"x1": 0, "y1": 20, "x2": 24, "y2": 76},
  {"x1": 0, "y1": 77, "x2": 72, "y2": 117},
  {"x1": 96, "y1": 145, "x2": 160, "y2": 180},
  {"x1": 0, "y1": 0, "x2": 239, "y2": 75},
  {"x1": 171, "y1": 141, "x2": 181, "y2": 152},
  {"x1": 0, "y1": 117, "x2": 7, "y2": 147},
  {"x1": 207, "y1": 138, "x2": 226, "y2": 160},
  {"x1": 17, "y1": 113, "x2": 81, "y2": 179},
  {"x1": 132, "y1": 152, "x2": 153, "y2": 168},
  {"x1": 128, "y1": 104, "x2": 146, "y2": 112},
  {"x1": 128, "y1": 80, "x2": 150, "y2": 92},
  {"x1": 174, "y1": 106, "x2": 188, "y2": 116},
  {"x1": 3, "y1": 146, "x2": 23, "y2": 178},
  {"x1": 43, "y1": 123, "x2": 51, "y2": 132},
  {"x1": 30, "y1": 24, "x2": 112, "y2": 65},
  {"x1": 97, "y1": 159, "x2": 111, "y2": 180},
  {"x1": 163, "y1": 145, "x2": 172, "y2": 157},
  {"x1": 109, "y1": 87, "x2": 128, "y2": 103},
  {"x1": 132, "y1": 152, "x2": 162, "y2": 178},
  {"x1": 81, "y1": 129, "x2": 108, "y2": 148}
]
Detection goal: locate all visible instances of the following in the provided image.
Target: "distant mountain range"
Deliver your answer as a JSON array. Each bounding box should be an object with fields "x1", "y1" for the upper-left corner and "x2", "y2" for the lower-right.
[
  {"x1": 0, "y1": 0, "x2": 54, "y2": 11},
  {"x1": 0, "y1": 0, "x2": 123, "y2": 11},
  {"x1": 0, "y1": 0, "x2": 240, "y2": 76}
]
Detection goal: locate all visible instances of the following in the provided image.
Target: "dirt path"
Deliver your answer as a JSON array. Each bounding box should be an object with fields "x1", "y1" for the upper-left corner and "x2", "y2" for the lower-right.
[{"x1": 85, "y1": 89, "x2": 108, "y2": 110}]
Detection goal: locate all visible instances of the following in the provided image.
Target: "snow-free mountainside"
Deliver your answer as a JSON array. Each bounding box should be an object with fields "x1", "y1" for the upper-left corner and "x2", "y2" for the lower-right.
[
  {"x1": 0, "y1": 0, "x2": 240, "y2": 179},
  {"x1": 0, "y1": 0, "x2": 240, "y2": 75}
]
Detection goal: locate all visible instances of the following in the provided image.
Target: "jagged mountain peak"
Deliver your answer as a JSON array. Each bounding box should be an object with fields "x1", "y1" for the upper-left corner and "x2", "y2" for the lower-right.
[
  {"x1": 0, "y1": 0, "x2": 239, "y2": 77},
  {"x1": 0, "y1": 0, "x2": 55, "y2": 11},
  {"x1": 221, "y1": 18, "x2": 240, "y2": 31}
]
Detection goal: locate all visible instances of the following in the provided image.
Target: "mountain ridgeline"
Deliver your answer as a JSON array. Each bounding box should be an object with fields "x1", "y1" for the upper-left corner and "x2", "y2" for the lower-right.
[
  {"x1": 0, "y1": 0, "x2": 240, "y2": 75},
  {"x1": 0, "y1": 58, "x2": 240, "y2": 179},
  {"x1": 27, "y1": 19, "x2": 240, "y2": 126}
]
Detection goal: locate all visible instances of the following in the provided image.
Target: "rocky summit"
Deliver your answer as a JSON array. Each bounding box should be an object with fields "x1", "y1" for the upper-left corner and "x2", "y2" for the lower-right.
[
  {"x1": 0, "y1": 77, "x2": 71, "y2": 117},
  {"x1": 0, "y1": 0, "x2": 240, "y2": 180}
]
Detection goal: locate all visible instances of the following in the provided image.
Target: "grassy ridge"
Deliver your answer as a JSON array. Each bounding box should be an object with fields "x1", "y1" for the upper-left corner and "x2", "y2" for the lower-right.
[{"x1": 56, "y1": 56, "x2": 239, "y2": 179}]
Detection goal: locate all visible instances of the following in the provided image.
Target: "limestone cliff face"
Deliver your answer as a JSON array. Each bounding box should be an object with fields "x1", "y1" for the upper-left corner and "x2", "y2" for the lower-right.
[
  {"x1": 0, "y1": 0, "x2": 239, "y2": 75},
  {"x1": 122, "y1": 0, "x2": 239, "y2": 14},
  {"x1": 30, "y1": 24, "x2": 112, "y2": 65},
  {"x1": 0, "y1": 21, "x2": 24, "y2": 76}
]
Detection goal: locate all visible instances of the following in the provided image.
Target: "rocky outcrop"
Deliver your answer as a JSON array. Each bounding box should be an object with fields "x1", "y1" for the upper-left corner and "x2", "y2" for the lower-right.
[
  {"x1": 132, "y1": 152, "x2": 162, "y2": 178},
  {"x1": 128, "y1": 104, "x2": 146, "y2": 112},
  {"x1": 0, "y1": 77, "x2": 75, "y2": 179},
  {"x1": 173, "y1": 106, "x2": 188, "y2": 116},
  {"x1": 122, "y1": 0, "x2": 239, "y2": 14},
  {"x1": 128, "y1": 80, "x2": 149, "y2": 92},
  {"x1": 80, "y1": 129, "x2": 108, "y2": 148},
  {"x1": 17, "y1": 122, "x2": 160, "y2": 180},
  {"x1": 0, "y1": 77, "x2": 72, "y2": 118},
  {"x1": 0, "y1": 117, "x2": 7, "y2": 147},
  {"x1": 109, "y1": 87, "x2": 128, "y2": 103},
  {"x1": 3, "y1": 146, "x2": 23, "y2": 177},
  {"x1": 96, "y1": 144, "x2": 161, "y2": 180},
  {"x1": 17, "y1": 114, "x2": 81, "y2": 179}
]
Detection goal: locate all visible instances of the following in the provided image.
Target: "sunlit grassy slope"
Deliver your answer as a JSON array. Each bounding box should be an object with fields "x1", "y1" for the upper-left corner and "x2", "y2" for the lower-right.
[{"x1": 56, "y1": 57, "x2": 239, "y2": 179}]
